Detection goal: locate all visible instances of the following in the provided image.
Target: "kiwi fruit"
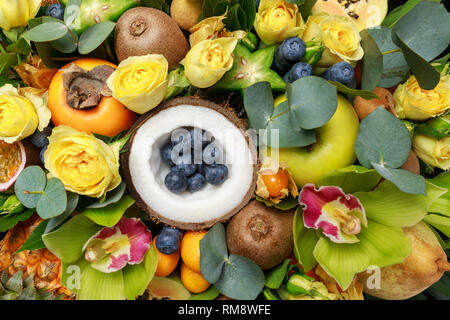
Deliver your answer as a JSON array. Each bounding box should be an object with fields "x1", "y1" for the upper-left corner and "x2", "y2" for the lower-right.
[
  {"x1": 226, "y1": 200, "x2": 294, "y2": 270},
  {"x1": 114, "y1": 7, "x2": 190, "y2": 69},
  {"x1": 170, "y1": 0, "x2": 203, "y2": 31},
  {"x1": 353, "y1": 87, "x2": 396, "y2": 120}
]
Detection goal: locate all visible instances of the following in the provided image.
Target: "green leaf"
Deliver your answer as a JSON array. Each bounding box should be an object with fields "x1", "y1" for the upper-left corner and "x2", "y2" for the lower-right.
[
  {"x1": 366, "y1": 26, "x2": 409, "y2": 88},
  {"x1": 370, "y1": 163, "x2": 426, "y2": 195},
  {"x1": 243, "y1": 81, "x2": 274, "y2": 130},
  {"x1": 358, "y1": 220, "x2": 411, "y2": 268},
  {"x1": 392, "y1": 31, "x2": 440, "y2": 90},
  {"x1": 16, "y1": 220, "x2": 48, "y2": 253},
  {"x1": 293, "y1": 207, "x2": 318, "y2": 272},
  {"x1": 14, "y1": 166, "x2": 46, "y2": 209},
  {"x1": 50, "y1": 28, "x2": 78, "y2": 53},
  {"x1": 0, "y1": 195, "x2": 25, "y2": 215},
  {"x1": 0, "y1": 52, "x2": 18, "y2": 75},
  {"x1": 42, "y1": 215, "x2": 101, "y2": 264},
  {"x1": 224, "y1": 5, "x2": 241, "y2": 31},
  {"x1": 355, "y1": 107, "x2": 411, "y2": 169},
  {"x1": 392, "y1": 1, "x2": 450, "y2": 62},
  {"x1": 415, "y1": 116, "x2": 450, "y2": 140},
  {"x1": 317, "y1": 165, "x2": 382, "y2": 194},
  {"x1": 64, "y1": 0, "x2": 82, "y2": 26},
  {"x1": 6, "y1": 38, "x2": 31, "y2": 55},
  {"x1": 426, "y1": 273, "x2": 450, "y2": 300},
  {"x1": 287, "y1": 76, "x2": 337, "y2": 130},
  {"x1": 254, "y1": 195, "x2": 298, "y2": 210},
  {"x1": 22, "y1": 21, "x2": 68, "y2": 42},
  {"x1": 78, "y1": 21, "x2": 116, "y2": 55},
  {"x1": 0, "y1": 75, "x2": 23, "y2": 87},
  {"x1": 360, "y1": 29, "x2": 383, "y2": 90},
  {"x1": 382, "y1": 0, "x2": 441, "y2": 28},
  {"x1": 189, "y1": 286, "x2": 220, "y2": 300},
  {"x1": 265, "y1": 259, "x2": 291, "y2": 289},
  {"x1": 77, "y1": 265, "x2": 124, "y2": 300},
  {"x1": 328, "y1": 81, "x2": 379, "y2": 100},
  {"x1": 299, "y1": 0, "x2": 317, "y2": 21},
  {"x1": 214, "y1": 254, "x2": 265, "y2": 300},
  {"x1": 313, "y1": 237, "x2": 370, "y2": 290},
  {"x1": 85, "y1": 182, "x2": 126, "y2": 209},
  {"x1": 265, "y1": 101, "x2": 316, "y2": 148},
  {"x1": 0, "y1": 209, "x2": 34, "y2": 232},
  {"x1": 36, "y1": 178, "x2": 68, "y2": 219},
  {"x1": 354, "y1": 181, "x2": 445, "y2": 228},
  {"x1": 82, "y1": 195, "x2": 135, "y2": 227},
  {"x1": 123, "y1": 245, "x2": 158, "y2": 300},
  {"x1": 200, "y1": 223, "x2": 228, "y2": 284},
  {"x1": 45, "y1": 192, "x2": 79, "y2": 233},
  {"x1": 423, "y1": 214, "x2": 450, "y2": 237}
]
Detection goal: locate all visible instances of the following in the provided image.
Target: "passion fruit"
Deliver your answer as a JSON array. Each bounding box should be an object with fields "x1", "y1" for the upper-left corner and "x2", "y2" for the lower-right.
[
  {"x1": 121, "y1": 97, "x2": 258, "y2": 230},
  {"x1": 0, "y1": 140, "x2": 40, "y2": 192}
]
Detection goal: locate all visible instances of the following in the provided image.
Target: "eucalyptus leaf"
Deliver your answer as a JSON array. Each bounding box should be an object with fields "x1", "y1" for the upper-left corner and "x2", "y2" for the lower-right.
[
  {"x1": 45, "y1": 192, "x2": 79, "y2": 233},
  {"x1": 36, "y1": 178, "x2": 68, "y2": 219},
  {"x1": 78, "y1": 21, "x2": 116, "y2": 55},
  {"x1": 50, "y1": 28, "x2": 78, "y2": 53},
  {"x1": 287, "y1": 76, "x2": 337, "y2": 130},
  {"x1": 22, "y1": 22, "x2": 68, "y2": 42},
  {"x1": 360, "y1": 29, "x2": 383, "y2": 90},
  {"x1": 328, "y1": 81, "x2": 378, "y2": 100},
  {"x1": 243, "y1": 81, "x2": 274, "y2": 130},
  {"x1": 371, "y1": 163, "x2": 426, "y2": 195},
  {"x1": 382, "y1": 0, "x2": 441, "y2": 28},
  {"x1": 14, "y1": 166, "x2": 46, "y2": 209},
  {"x1": 392, "y1": 1, "x2": 450, "y2": 62},
  {"x1": 214, "y1": 254, "x2": 265, "y2": 300},
  {"x1": 200, "y1": 223, "x2": 228, "y2": 284},
  {"x1": 293, "y1": 207, "x2": 318, "y2": 272},
  {"x1": 82, "y1": 195, "x2": 135, "y2": 227},
  {"x1": 86, "y1": 182, "x2": 126, "y2": 209},
  {"x1": 355, "y1": 107, "x2": 411, "y2": 169},
  {"x1": 265, "y1": 259, "x2": 291, "y2": 289},
  {"x1": 16, "y1": 220, "x2": 48, "y2": 253},
  {"x1": 317, "y1": 165, "x2": 382, "y2": 194},
  {"x1": 6, "y1": 38, "x2": 31, "y2": 55},
  {"x1": 392, "y1": 31, "x2": 440, "y2": 90}
]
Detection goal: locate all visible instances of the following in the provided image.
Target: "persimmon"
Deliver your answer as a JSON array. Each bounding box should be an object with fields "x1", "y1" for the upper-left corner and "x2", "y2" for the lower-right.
[
  {"x1": 261, "y1": 169, "x2": 289, "y2": 198},
  {"x1": 47, "y1": 58, "x2": 137, "y2": 137}
]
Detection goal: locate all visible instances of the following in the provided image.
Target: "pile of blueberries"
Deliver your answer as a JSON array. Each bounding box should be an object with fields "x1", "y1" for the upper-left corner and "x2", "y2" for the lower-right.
[
  {"x1": 155, "y1": 226, "x2": 183, "y2": 255},
  {"x1": 161, "y1": 127, "x2": 229, "y2": 194},
  {"x1": 30, "y1": 126, "x2": 53, "y2": 165},
  {"x1": 273, "y1": 37, "x2": 355, "y2": 86}
]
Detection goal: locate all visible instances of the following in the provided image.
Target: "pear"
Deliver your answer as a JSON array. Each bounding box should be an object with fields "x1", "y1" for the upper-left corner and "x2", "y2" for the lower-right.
[{"x1": 358, "y1": 221, "x2": 450, "y2": 300}]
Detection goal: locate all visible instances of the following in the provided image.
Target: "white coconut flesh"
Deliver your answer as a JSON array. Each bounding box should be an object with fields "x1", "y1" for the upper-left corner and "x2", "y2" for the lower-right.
[{"x1": 128, "y1": 104, "x2": 256, "y2": 227}]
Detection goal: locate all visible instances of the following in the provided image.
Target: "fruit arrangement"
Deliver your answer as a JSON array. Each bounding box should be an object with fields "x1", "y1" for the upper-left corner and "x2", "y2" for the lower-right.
[{"x1": 0, "y1": 0, "x2": 448, "y2": 301}]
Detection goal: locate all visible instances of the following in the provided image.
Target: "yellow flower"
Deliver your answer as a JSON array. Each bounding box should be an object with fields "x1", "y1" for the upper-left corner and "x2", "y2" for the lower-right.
[
  {"x1": 44, "y1": 126, "x2": 121, "y2": 198},
  {"x1": 0, "y1": 84, "x2": 50, "y2": 143},
  {"x1": 413, "y1": 133, "x2": 449, "y2": 170},
  {"x1": 394, "y1": 75, "x2": 450, "y2": 121},
  {"x1": 0, "y1": 0, "x2": 41, "y2": 30},
  {"x1": 302, "y1": 13, "x2": 363, "y2": 67},
  {"x1": 254, "y1": 0, "x2": 305, "y2": 45},
  {"x1": 106, "y1": 54, "x2": 169, "y2": 114},
  {"x1": 184, "y1": 37, "x2": 238, "y2": 88},
  {"x1": 189, "y1": 14, "x2": 227, "y2": 47}
]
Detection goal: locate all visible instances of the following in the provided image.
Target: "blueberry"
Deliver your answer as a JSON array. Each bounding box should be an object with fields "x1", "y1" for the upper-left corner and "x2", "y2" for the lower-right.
[
  {"x1": 196, "y1": 163, "x2": 205, "y2": 175},
  {"x1": 187, "y1": 173, "x2": 206, "y2": 192},
  {"x1": 189, "y1": 128, "x2": 208, "y2": 151},
  {"x1": 161, "y1": 226, "x2": 183, "y2": 240},
  {"x1": 278, "y1": 37, "x2": 306, "y2": 62},
  {"x1": 287, "y1": 62, "x2": 313, "y2": 83},
  {"x1": 161, "y1": 143, "x2": 175, "y2": 166},
  {"x1": 202, "y1": 143, "x2": 222, "y2": 165},
  {"x1": 204, "y1": 164, "x2": 228, "y2": 185},
  {"x1": 30, "y1": 127, "x2": 52, "y2": 149},
  {"x1": 164, "y1": 170, "x2": 187, "y2": 194},
  {"x1": 322, "y1": 62, "x2": 355, "y2": 86},
  {"x1": 46, "y1": 4, "x2": 65, "y2": 20},
  {"x1": 273, "y1": 46, "x2": 292, "y2": 72},
  {"x1": 156, "y1": 229, "x2": 182, "y2": 254},
  {"x1": 40, "y1": 145, "x2": 48, "y2": 165},
  {"x1": 176, "y1": 163, "x2": 196, "y2": 177},
  {"x1": 283, "y1": 71, "x2": 291, "y2": 84}
]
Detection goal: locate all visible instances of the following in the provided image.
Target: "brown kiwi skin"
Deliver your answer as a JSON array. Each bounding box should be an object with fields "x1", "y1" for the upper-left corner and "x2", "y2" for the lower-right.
[
  {"x1": 121, "y1": 96, "x2": 258, "y2": 231},
  {"x1": 226, "y1": 200, "x2": 294, "y2": 270},
  {"x1": 114, "y1": 7, "x2": 190, "y2": 69}
]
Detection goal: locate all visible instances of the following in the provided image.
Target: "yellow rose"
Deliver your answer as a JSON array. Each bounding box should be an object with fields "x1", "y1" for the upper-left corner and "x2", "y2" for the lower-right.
[
  {"x1": 394, "y1": 75, "x2": 450, "y2": 121},
  {"x1": 255, "y1": 0, "x2": 305, "y2": 45},
  {"x1": 44, "y1": 126, "x2": 121, "y2": 198},
  {"x1": 302, "y1": 13, "x2": 363, "y2": 67},
  {"x1": 0, "y1": 84, "x2": 50, "y2": 143},
  {"x1": 189, "y1": 14, "x2": 227, "y2": 47},
  {"x1": 0, "y1": 0, "x2": 41, "y2": 30},
  {"x1": 106, "y1": 54, "x2": 169, "y2": 114},
  {"x1": 184, "y1": 37, "x2": 238, "y2": 88},
  {"x1": 413, "y1": 133, "x2": 450, "y2": 170}
]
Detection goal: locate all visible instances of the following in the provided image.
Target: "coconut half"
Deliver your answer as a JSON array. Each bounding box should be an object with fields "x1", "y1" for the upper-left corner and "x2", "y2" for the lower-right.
[{"x1": 122, "y1": 97, "x2": 258, "y2": 230}]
